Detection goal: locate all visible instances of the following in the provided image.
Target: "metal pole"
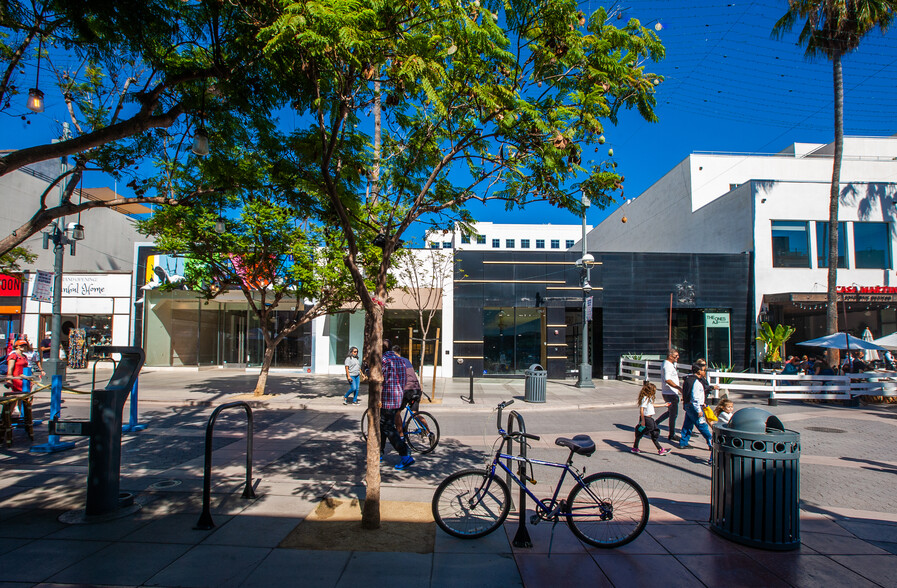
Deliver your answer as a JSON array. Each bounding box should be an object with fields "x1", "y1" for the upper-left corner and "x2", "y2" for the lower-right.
[
  {"x1": 45, "y1": 123, "x2": 71, "y2": 381},
  {"x1": 576, "y1": 197, "x2": 594, "y2": 388}
]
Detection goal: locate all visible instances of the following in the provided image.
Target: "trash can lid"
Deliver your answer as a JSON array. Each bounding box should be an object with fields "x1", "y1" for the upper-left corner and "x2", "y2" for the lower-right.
[
  {"x1": 528, "y1": 364, "x2": 544, "y2": 371},
  {"x1": 723, "y1": 406, "x2": 785, "y2": 433}
]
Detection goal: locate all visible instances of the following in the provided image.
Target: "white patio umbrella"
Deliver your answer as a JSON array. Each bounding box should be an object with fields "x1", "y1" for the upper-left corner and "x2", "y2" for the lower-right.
[
  {"x1": 872, "y1": 331, "x2": 897, "y2": 350},
  {"x1": 862, "y1": 327, "x2": 880, "y2": 362}
]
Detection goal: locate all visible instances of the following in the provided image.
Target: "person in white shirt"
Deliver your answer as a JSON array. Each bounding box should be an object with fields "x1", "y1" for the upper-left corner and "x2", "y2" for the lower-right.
[
  {"x1": 654, "y1": 349, "x2": 682, "y2": 442},
  {"x1": 679, "y1": 359, "x2": 718, "y2": 463},
  {"x1": 632, "y1": 381, "x2": 671, "y2": 455}
]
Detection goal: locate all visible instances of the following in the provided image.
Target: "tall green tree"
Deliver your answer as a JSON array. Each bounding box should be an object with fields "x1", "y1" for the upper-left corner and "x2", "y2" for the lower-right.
[
  {"x1": 773, "y1": 0, "x2": 897, "y2": 366},
  {"x1": 260, "y1": 0, "x2": 664, "y2": 528},
  {"x1": 0, "y1": 0, "x2": 278, "y2": 255}
]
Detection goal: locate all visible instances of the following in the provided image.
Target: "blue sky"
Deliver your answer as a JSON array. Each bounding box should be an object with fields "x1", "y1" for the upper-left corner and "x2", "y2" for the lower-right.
[
  {"x1": 460, "y1": 0, "x2": 897, "y2": 238},
  {"x1": 8, "y1": 0, "x2": 897, "y2": 245}
]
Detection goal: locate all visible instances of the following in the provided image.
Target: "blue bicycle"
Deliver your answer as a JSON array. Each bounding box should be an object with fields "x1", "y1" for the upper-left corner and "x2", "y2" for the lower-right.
[{"x1": 432, "y1": 400, "x2": 649, "y2": 548}]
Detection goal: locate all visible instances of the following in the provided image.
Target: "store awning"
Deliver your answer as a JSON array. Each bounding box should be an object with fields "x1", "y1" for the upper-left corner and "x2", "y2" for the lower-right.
[{"x1": 765, "y1": 291, "x2": 897, "y2": 304}]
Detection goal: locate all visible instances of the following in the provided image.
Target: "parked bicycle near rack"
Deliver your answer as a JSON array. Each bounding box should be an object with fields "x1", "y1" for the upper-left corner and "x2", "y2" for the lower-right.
[
  {"x1": 431, "y1": 400, "x2": 649, "y2": 548},
  {"x1": 360, "y1": 393, "x2": 440, "y2": 454}
]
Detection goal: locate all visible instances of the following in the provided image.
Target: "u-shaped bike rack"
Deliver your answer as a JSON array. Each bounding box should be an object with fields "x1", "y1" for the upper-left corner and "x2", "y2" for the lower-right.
[
  {"x1": 195, "y1": 401, "x2": 257, "y2": 530},
  {"x1": 505, "y1": 409, "x2": 532, "y2": 548}
]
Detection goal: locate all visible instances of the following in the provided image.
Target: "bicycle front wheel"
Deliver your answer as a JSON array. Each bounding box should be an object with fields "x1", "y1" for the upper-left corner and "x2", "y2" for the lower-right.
[
  {"x1": 432, "y1": 469, "x2": 510, "y2": 539},
  {"x1": 360, "y1": 408, "x2": 373, "y2": 441},
  {"x1": 403, "y1": 410, "x2": 440, "y2": 454},
  {"x1": 565, "y1": 472, "x2": 649, "y2": 548}
]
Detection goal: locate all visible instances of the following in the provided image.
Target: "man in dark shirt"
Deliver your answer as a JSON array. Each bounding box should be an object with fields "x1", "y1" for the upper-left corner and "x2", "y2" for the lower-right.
[{"x1": 39, "y1": 331, "x2": 52, "y2": 360}]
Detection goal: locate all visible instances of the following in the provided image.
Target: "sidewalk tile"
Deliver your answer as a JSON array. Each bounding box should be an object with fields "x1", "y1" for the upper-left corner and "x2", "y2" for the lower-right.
[
  {"x1": 0, "y1": 538, "x2": 109, "y2": 582},
  {"x1": 432, "y1": 552, "x2": 521, "y2": 588},
  {"x1": 835, "y1": 519, "x2": 897, "y2": 543},
  {"x1": 868, "y1": 540, "x2": 897, "y2": 555},
  {"x1": 800, "y1": 531, "x2": 890, "y2": 555},
  {"x1": 0, "y1": 537, "x2": 30, "y2": 556},
  {"x1": 504, "y1": 519, "x2": 587, "y2": 554},
  {"x1": 48, "y1": 541, "x2": 192, "y2": 586},
  {"x1": 590, "y1": 553, "x2": 698, "y2": 587},
  {"x1": 434, "y1": 528, "x2": 511, "y2": 554},
  {"x1": 830, "y1": 554, "x2": 897, "y2": 587},
  {"x1": 237, "y1": 549, "x2": 351, "y2": 588},
  {"x1": 515, "y1": 553, "x2": 609, "y2": 588},
  {"x1": 581, "y1": 527, "x2": 668, "y2": 555},
  {"x1": 335, "y1": 552, "x2": 431, "y2": 588},
  {"x1": 746, "y1": 553, "x2": 881, "y2": 587},
  {"x1": 646, "y1": 522, "x2": 735, "y2": 554},
  {"x1": 677, "y1": 553, "x2": 791, "y2": 587},
  {"x1": 121, "y1": 513, "x2": 229, "y2": 544},
  {"x1": 146, "y1": 544, "x2": 271, "y2": 588},
  {"x1": 0, "y1": 509, "x2": 68, "y2": 539},
  {"x1": 201, "y1": 514, "x2": 302, "y2": 547},
  {"x1": 799, "y1": 517, "x2": 858, "y2": 536}
]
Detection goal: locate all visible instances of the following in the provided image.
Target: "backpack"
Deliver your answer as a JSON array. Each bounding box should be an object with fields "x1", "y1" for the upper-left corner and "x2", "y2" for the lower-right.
[
  {"x1": 0, "y1": 353, "x2": 7, "y2": 376},
  {"x1": 681, "y1": 374, "x2": 696, "y2": 404}
]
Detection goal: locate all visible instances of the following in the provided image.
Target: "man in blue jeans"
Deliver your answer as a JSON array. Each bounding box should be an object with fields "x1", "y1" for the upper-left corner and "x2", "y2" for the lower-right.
[
  {"x1": 679, "y1": 359, "x2": 717, "y2": 464},
  {"x1": 380, "y1": 339, "x2": 414, "y2": 470}
]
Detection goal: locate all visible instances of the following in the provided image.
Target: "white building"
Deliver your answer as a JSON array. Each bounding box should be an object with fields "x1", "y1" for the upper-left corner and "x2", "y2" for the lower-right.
[
  {"x1": 427, "y1": 222, "x2": 591, "y2": 251},
  {"x1": 0, "y1": 157, "x2": 149, "y2": 352},
  {"x1": 588, "y1": 136, "x2": 897, "y2": 360}
]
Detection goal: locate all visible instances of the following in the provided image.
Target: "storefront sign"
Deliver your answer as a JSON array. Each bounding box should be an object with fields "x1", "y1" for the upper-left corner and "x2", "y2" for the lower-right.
[
  {"x1": 0, "y1": 274, "x2": 22, "y2": 314},
  {"x1": 60, "y1": 275, "x2": 131, "y2": 298},
  {"x1": 836, "y1": 285, "x2": 897, "y2": 294},
  {"x1": 31, "y1": 270, "x2": 53, "y2": 303},
  {"x1": 705, "y1": 312, "x2": 730, "y2": 328}
]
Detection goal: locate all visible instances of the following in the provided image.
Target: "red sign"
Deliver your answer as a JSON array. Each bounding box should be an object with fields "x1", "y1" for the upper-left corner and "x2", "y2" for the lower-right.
[
  {"x1": 0, "y1": 275, "x2": 22, "y2": 297},
  {"x1": 837, "y1": 285, "x2": 897, "y2": 294}
]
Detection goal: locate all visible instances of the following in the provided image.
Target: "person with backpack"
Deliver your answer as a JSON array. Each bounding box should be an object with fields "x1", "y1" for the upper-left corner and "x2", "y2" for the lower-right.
[{"x1": 679, "y1": 359, "x2": 718, "y2": 463}]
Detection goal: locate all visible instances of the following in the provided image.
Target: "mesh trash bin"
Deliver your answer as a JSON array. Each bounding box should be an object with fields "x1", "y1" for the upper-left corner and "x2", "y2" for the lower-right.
[
  {"x1": 710, "y1": 407, "x2": 800, "y2": 551},
  {"x1": 524, "y1": 364, "x2": 547, "y2": 403}
]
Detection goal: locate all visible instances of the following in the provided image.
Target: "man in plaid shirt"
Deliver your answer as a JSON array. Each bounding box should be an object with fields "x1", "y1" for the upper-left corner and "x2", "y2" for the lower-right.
[{"x1": 380, "y1": 340, "x2": 413, "y2": 470}]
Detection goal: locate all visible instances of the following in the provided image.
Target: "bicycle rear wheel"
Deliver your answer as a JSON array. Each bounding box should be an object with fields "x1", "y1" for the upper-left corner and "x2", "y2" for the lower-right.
[
  {"x1": 565, "y1": 472, "x2": 649, "y2": 548},
  {"x1": 432, "y1": 469, "x2": 510, "y2": 539},
  {"x1": 403, "y1": 410, "x2": 440, "y2": 454},
  {"x1": 360, "y1": 408, "x2": 373, "y2": 441}
]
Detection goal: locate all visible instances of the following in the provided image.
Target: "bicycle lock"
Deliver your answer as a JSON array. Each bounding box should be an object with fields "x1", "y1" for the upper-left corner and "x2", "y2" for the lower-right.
[{"x1": 195, "y1": 401, "x2": 257, "y2": 530}]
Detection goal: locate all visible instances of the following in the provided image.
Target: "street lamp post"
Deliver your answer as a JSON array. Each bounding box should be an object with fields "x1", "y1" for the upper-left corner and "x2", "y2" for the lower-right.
[{"x1": 576, "y1": 195, "x2": 595, "y2": 389}]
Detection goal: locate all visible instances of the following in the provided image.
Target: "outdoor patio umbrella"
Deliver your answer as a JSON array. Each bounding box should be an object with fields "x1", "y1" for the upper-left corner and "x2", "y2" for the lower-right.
[
  {"x1": 862, "y1": 327, "x2": 880, "y2": 362},
  {"x1": 872, "y1": 332, "x2": 897, "y2": 350},
  {"x1": 796, "y1": 332, "x2": 886, "y2": 351}
]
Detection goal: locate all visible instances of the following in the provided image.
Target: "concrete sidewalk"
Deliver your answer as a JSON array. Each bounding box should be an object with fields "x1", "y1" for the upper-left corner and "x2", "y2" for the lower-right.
[{"x1": 0, "y1": 370, "x2": 895, "y2": 587}]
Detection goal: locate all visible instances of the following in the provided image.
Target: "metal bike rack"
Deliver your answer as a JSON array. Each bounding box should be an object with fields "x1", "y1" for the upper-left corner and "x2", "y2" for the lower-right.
[
  {"x1": 195, "y1": 401, "x2": 257, "y2": 530},
  {"x1": 505, "y1": 409, "x2": 532, "y2": 548},
  {"x1": 91, "y1": 356, "x2": 117, "y2": 390},
  {"x1": 461, "y1": 366, "x2": 475, "y2": 404}
]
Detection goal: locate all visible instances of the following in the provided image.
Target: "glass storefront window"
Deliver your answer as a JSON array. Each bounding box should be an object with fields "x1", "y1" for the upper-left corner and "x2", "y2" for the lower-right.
[
  {"x1": 771, "y1": 221, "x2": 810, "y2": 268},
  {"x1": 483, "y1": 307, "x2": 545, "y2": 375},
  {"x1": 854, "y1": 222, "x2": 891, "y2": 269},
  {"x1": 815, "y1": 221, "x2": 847, "y2": 268}
]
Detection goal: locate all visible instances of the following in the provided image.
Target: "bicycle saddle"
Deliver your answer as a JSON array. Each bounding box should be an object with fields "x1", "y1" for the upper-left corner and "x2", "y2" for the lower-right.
[{"x1": 555, "y1": 435, "x2": 596, "y2": 456}]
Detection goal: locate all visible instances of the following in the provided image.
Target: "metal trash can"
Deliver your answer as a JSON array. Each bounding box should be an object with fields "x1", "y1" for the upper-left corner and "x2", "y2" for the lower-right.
[
  {"x1": 710, "y1": 407, "x2": 800, "y2": 550},
  {"x1": 524, "y1": 364, "x2": 547, "y2": 403}
]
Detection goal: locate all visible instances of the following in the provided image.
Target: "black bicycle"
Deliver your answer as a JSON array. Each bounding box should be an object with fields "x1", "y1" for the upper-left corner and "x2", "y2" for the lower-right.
[
  {"x1": 431, "y1": 400, "x2": 649, "y2": 548},
  {"x1": 360, "y1": 398, "x2": 440, "y2": 454}
]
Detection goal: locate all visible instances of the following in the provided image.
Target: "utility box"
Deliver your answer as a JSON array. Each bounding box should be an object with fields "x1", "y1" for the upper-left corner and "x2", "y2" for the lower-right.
[
  {"x1": 710, "y1": 407, "x2": 800, "y2": 551},
  {"x1": 524, "y1": 364, "x2": 547, "y2": 403},
  {"x1": 50, "y1": 346, "x2": 145, "y2": 517}
]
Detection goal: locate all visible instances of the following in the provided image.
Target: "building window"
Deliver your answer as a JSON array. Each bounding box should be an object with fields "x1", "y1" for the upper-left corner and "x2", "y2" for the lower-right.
[
  {"x1": 566, "y1": 240, "x2": 575, "y2": 249},
  {"x1": 854, "y1": 222, "x2": 891, "y2": 269},
  {"x1": 551, "y1": 239, "x2": 560, "y2": 249},
  {"x1": 461, "y1": 234, "x2": 470, "y2": 244},
  {"x1": 536, "y1": 239, "x2": 545, "y2": 249},
  {"x1": 506, "y1": 239, "x2": 515, "y2": 248},
  {"x1": 492, "y1": 239, "x2": 500, "y2": 248},
  {"x1": 521, "y1": 239, "x2": 530, "y2": 248},
  {"x1": 429, "y1": 241, "x2": 440, "y2": 249},
  {"x1": 476, "y1": 235, "x2": 486, "y2": 245},
  {"x1": 771, "y1": 221, "x2": 810, "y2": 268},
  {"x1": 815, "y1": 222, "x2": 847, "y2": 269},
  {"x1": 443, "y1": 241, "x2": 452, "y2": 249}
]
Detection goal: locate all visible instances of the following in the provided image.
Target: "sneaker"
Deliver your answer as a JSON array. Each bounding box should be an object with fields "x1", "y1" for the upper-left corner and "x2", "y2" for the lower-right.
[
  {"x1": 658, "y1": 448, "x2": 671, "y2": 456},
  {"x1": 630, "y1": 447, "x2": 642, "y2": 454},
  {"x1": 342, "y1": 399, "x2": 348, "y2": 405},
  {"x1": 395, "y1": 456, "x2": 415, "y2": 470},
  {"x1": 669, "y1": 434, "x2": 681, "y2": 442},
  {"x1": 428, "y1": 433, "x2": 436, "y2": 446},
  {"x1": 353, "y1": 400, "x2": 361, "y2": 405}
]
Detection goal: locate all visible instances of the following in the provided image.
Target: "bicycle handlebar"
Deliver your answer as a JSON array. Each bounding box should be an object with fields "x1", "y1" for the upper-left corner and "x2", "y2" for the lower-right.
[{"x1": 496, "y1": 399, "x2": 514, "y2": 431}]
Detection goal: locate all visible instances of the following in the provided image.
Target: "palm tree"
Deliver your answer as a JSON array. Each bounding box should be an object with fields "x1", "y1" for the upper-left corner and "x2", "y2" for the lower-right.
[{"x1": 773, "y1": 1, "x2": 897, "y2": 368}]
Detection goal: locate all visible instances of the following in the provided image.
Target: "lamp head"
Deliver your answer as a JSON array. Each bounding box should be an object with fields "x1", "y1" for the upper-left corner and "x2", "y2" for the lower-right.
[
  {"x1": 27, "y1": 88, "x2": 44, "y2": 113},
  {"x1": 192, "y1": 127, "x2": 209, "y2": 157},
  {"x1": 66, "y1": 222, "x2": 85, "y2": 241}
]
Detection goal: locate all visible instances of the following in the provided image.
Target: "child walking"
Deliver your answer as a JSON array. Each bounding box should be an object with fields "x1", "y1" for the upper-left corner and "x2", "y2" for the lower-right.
[
  {"x1": 632, "y1": 382, "x2": 672, "y2": 455},
  {"x1": 714, "y1": 396, "x2": 735, "y2": 425}
]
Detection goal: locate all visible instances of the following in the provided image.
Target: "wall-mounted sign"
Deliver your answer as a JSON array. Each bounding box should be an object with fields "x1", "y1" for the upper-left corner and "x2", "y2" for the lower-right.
[
  {"x1": 836, "y1": 286, "x2": 897, "y2": 294},
  {"x1": 705, "y1": 312, "x2": 730, "y2": 328},
  {"x1": 0, "y1": 274, "x2": 22, "y2": 314}
]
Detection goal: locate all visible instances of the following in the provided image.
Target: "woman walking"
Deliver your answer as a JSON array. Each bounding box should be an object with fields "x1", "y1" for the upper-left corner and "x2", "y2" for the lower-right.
[{"x1": 343, "y1": 347, "x2": 362, "y2": 405}]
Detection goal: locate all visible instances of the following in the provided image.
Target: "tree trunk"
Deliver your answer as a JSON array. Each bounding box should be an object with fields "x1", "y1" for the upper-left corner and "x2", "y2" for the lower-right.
[
  {"x1": 361, "y1": 304, "x2": 384, "y2": 529},
  {"x1": 253, "y1": 343, "x2": 275, "y2": 396},
  {"x1": 825, "y1": 52, "x2": 844, "y2": 370}
]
